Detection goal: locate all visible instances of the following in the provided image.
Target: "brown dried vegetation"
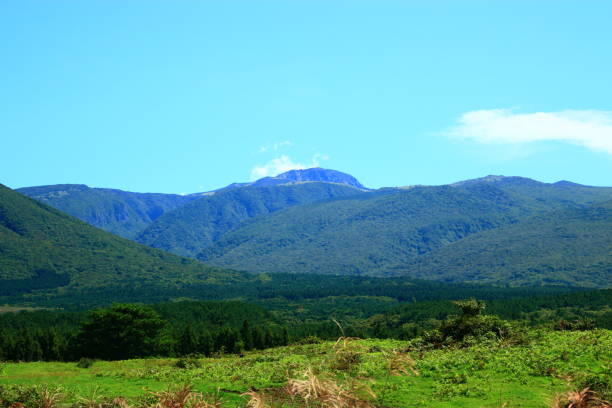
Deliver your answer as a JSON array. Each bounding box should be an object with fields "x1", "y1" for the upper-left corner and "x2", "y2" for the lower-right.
[
  {"x1": 286, "y1": 367, "x2": 375, "y2": 408},
  {"x1": 552, "y1": 388, "x2": 612, "y2": 408},
  {"x1": 384, "y1": 350, "x2": 419, "y2": 377}
]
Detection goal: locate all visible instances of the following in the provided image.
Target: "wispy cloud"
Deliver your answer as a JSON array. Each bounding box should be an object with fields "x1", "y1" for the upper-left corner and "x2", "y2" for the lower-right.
[
  {"x1": 446, "y1": 109, "x2": 612, "y2": 154},
  {"x1": 258, "y1": 140, "x2": 293, "y2": 153},
  {"x1": 250, "y1": 154, "x2": 329, "y2": 180}
]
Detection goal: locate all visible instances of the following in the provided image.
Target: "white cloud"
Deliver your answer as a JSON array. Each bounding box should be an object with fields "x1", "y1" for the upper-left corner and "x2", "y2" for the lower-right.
[
  {"x1": 250, "y1": 154, "x2": 328, "y2": 180},
  {"x1": 258, "y1": 140, "x2": 293, "y2": 153},
  {"x1": 446, "y1": 109, "x2": 612, "y2": 154}
]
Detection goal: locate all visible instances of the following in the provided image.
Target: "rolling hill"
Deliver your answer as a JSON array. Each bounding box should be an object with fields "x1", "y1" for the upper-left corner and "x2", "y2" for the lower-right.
[{"x1": 0, "y1": 183, "x2": 243, "y2": 296}]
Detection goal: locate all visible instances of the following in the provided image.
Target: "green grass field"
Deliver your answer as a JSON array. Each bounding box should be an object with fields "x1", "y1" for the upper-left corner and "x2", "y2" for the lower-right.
[{"x1": 1, "y1": 329, "x2": 610, "y2": 407}]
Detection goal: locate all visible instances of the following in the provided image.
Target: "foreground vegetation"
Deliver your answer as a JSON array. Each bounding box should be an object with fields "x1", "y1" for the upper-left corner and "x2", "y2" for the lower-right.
[
  {"x1": 1, "y1": 300, "x2": 611, "y2": 407},
  {"x1": 1, "y1": 328, "x2": 610, "y2": 408}
]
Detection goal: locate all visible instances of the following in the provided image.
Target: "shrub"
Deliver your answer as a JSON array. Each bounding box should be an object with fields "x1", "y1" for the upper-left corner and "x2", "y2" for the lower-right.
[
  {"x1": 175, "y1": 357, "x2": 202, "y2": 369},
  {"x1": 0, "y1": 385, "x2": 63, "y2": 408},
  {"x1": 553, "y1": 319, "x2": 596, "y2": 331},
  {"x1": 292, "y1": 336, "x2": 322, "y2": 345},
  {"x1": 76, "y1": 357, "x2": 95, "y2": 369},
  {"x1": 329, "y1": 348, "x2": 362, "y2": 372},
  {"x1": 441, "y1": 299, "x2": 511, "y2": 343}
]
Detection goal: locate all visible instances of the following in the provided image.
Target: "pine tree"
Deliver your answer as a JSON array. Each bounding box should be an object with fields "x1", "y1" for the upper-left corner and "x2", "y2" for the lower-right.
[
  {"x1": 14, "y1": 329, "x2": 43, "y2": 361},
  {"x1": 240, "y1": 320, "x2": 254, "y2": 351},
  {"x1": 198, "y1": 331, "x2": 213, "y2": 356},
  {"x1": 178, "y1": 325, "x2": 198, "y2": 356},
  {"x1": 224, "y1": 328, "x2": 239, "y2": 354},
  {"x1": 264, "y1": 328, "x2": 273, "y2": 349},
  {"x1": 281, "y1": 327, "x2": 289, "y2": 346},
  {"x1": 252, "y1": 327, "x2": 265, "y2": 350},
  {"x1": 37, "y1": 328, "x2": 63, "y2": 361}
]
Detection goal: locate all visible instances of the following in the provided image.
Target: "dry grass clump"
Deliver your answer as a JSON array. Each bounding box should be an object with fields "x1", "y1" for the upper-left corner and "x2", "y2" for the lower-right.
[
  {"x1": 76, "y1": 386, "x2": 103, "y2": 408},
  {"x1": 151, "y1": 385, "x2": 223, "y2": 408},
  {"x1": 241, "y1": 390, "x2": 269, "y2": 408},
  {"x1": 333, "y1": 337, "x2": 361, "y2": 350},
  {"x1": 384, "y1": 350, "x2": 419, "y2": 376},
  {"x1": 111, "y1": 397, "x2": 131, "y2": 408},
  {"x1": 40, "y1": 388, "x2": 63, "y2": 408},
  {"x1": 330, "y1": 337, "x2": 366, "y2": 373},
  {"x1": 552, "y1": 388, "x2": 612, "y2": 408},
  {"x1": 286, "y1": 367, "x2": 375, "y2": 408}
]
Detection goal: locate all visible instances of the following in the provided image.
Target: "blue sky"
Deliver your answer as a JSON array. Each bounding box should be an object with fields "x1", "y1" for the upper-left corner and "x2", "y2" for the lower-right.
[{"x1": 1, "y1": 0, "x2": 611, "y2": 193}]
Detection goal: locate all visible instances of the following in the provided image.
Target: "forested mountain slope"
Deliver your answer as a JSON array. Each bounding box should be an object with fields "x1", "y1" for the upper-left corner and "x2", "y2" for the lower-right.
[
  {"x1": 17, "y1": 184, "x2": 196, "y2": 239},
  {"x1": 197, "y1": 180, "x2": 612, "y2": 286},
  {"x1": 0, "y1": 184, "x2": 243, "y2": 296},
  {"x1": 136, "y1": 182, "x2": 365, "y2": 257},
  {"x1": 17, "y1": 168, "x2": 368, "y2": 252},
  {"x1": 396, "y1": 200, "x2": 612, "y2": 287}
]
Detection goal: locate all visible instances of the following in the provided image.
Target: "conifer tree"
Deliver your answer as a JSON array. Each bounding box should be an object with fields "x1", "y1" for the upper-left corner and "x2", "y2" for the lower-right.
[
  {"x1": 240, "y1": 320, "x2": 254, "y2": 351},
  {"x1": 178, "y1": 325, "x2": 198, "y2": 356},
  {"x1": 198, "y1": 331, "x2": 213, "y2": 356}
]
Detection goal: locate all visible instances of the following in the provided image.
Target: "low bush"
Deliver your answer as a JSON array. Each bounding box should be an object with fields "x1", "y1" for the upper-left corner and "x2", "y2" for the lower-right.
[
  {"x1": 76, "y1": 357, "x2": 95, "y2": 368},
  {"x1": 175, "y1": 357, "x2": 202, "y2": 369}
]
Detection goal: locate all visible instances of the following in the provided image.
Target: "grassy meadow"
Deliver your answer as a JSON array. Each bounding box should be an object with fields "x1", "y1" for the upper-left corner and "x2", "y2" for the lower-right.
[{"x1": 1, "y1": 329, "x2": 610, "y2": 408}]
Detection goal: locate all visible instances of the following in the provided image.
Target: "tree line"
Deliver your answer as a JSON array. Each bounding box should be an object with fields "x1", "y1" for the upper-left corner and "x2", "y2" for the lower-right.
[
  {"x1": 1, "y1": 289, "x2": 609, "y2": 362},
  {"x1": 0, "y1": 303, "x2": 289, "y2": 362}
]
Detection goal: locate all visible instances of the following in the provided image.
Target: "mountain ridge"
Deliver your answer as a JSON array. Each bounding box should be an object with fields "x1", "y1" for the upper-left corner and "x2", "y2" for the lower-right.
[
  {"x1": 0, "y1": 183, "x2": 243, "y2": 295},
  {"x1": 196, "y1": 180, "x2": 612, "y2": 286},
  {"x1": 17, "y1": 184, "x2": 197, "y2": 239},
  {"x1": 135, "y1": 181, "x2": 366, "y2": 257},
  {"x1": 14, "y1": 170, "x2": 612, "y2": 288}
]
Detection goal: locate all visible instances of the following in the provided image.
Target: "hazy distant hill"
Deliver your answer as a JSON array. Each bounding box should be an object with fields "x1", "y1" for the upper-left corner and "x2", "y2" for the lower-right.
[
  {"x1": 136, "y1": 182, "x2": 365, "y2": 257},
  {"x1": 0, "y1": 184, "x2": 242, "y2": 296},
  {"x1": 197, "y1": 179, "x2": 612, "y2": 286},
  {"x1": 17, "y1": 184, "x2": 196, "y2": 239}
]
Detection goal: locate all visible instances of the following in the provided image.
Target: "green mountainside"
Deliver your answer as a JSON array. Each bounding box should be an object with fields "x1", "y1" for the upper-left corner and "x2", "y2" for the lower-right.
[
  {"x1": 396, "y1": 200, "x2": 612, "y2": 287},
  {"x1": 4, "y1": 181, "x2": 580, "y2": 309},
  {"x1": 197, "y1": 180, "x2": 612, "y2": 286},
  {"x1": 16, "y1": 184, "x2": 196, "y2": 239},
  {"x1": 0, "y1": 183, "x2": 243, "y2": 296},
  {"x1": 16, "y1": 169, "x2": 367, "y2": 244},
  {"x1": 13, "y1": 172, "x2": 612, "y2": 288},
  {"x1": 136, "y1": 182, "x2": 365, "y2": 257}
]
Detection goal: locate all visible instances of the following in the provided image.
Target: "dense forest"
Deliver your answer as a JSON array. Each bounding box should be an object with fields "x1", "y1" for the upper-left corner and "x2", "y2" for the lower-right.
[{"x1": 1, "y1": 288, "x2": 610, "y2": 362}]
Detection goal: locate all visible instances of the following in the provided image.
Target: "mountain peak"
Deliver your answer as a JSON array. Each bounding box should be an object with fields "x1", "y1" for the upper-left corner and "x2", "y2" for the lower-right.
[{"x1": 274, "y1": 168, "x2": 367, "y2": 189}]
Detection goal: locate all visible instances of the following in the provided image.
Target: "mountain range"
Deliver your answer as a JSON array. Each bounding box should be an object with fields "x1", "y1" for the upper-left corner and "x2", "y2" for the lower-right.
[
  {"x1": 10, "y1": 168, "x2": 612, "y2": 288},
  {"x1": 197, "y1": 178, "x2": 612, "y2": 286}
]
